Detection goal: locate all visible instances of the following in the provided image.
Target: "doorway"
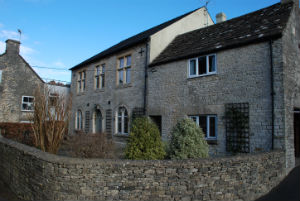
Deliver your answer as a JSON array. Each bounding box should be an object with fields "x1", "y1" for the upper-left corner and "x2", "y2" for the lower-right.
[
  {"x1": 94, "y1": 110, "x2": 103, "y2": 133},
  {"x1": 294, "y1": 109, "x2": 300, "y2": 157},
  {"x1": 150, "y1": 115, "x2": 162, "y2": 135}
]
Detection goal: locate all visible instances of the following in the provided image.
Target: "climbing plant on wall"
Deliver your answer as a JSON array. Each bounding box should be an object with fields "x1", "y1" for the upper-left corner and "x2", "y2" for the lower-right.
[{"x1": 225, "y1": 103, "x2": 250, "y2": 153}]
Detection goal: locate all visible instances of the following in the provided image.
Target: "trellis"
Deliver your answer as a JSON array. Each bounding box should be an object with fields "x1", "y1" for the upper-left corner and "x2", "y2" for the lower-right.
[{"x1": 225, "y1": 103, "x2": 250, "y2": 153}]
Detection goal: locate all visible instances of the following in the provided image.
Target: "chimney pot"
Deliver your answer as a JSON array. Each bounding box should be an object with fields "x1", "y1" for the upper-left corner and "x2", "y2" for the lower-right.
[
  {"x1": 5, "y1": 39, "x2": 20, "y2": 55},
  {"x1": 216, "y1": 12, "x2": 227, "y2": 23}
]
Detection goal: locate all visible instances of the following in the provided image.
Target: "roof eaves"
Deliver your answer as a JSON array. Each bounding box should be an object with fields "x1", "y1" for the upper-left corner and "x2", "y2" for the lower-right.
[{"x1": 149, "y1": 33, "x2": 282, "y2": 68}]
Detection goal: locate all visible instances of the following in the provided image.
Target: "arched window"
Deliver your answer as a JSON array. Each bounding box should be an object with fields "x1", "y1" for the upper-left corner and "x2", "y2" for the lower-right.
[
  {"x1": 117, "y1": 106, "x2": 128, "y2": 135},
  {"x1": 76, "y1": 110, "x2": 83, "y2": 130}
]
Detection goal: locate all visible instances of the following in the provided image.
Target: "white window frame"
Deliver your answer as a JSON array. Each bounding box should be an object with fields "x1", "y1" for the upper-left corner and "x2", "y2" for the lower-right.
[
  {"x1": 115, "y1": 107, "x2": 129, "y2": 135},
  {"x1": 21, "y1": 96, "x2": 34, "y2": 112},
  {"x1": 189, "y1": 115, "x2": 218, "y2": 140},
  {"x1": 188, "y1": 54, "x2": 217, "y2": 78},
  {"x1": 117, "y1": 55, "x2": 131, "y2": 85},
  {"x1": 76, "y1": 110, "x2": 83, "y2": 130}
]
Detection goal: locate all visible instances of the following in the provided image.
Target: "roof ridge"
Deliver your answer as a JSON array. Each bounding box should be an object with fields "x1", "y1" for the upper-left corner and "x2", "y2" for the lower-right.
[
  {"x1": 70, "y1": 7, "x2": 205, "y2": 70},
  {"x1": 150, "y1": 1, "x2": 294, "y2": 67}
]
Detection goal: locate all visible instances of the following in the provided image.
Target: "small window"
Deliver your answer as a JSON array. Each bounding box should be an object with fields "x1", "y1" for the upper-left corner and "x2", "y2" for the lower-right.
[
  {"x1": 95, "y1": 64, "x2": 105, "y2": 89},
  {"x1": 189, "y1": 115, "x2": 217, "y2": 139},
  {"x1": 49, "y1": 93, "x2": 58, "y2": 107},
  {"x1": 0, "y1": 70, "x2": 2, "y2": 84},
  {"x1": 77, "y1": 71, "x2": 86, "y2": 93},
  {"x1": 116, "y1": 106, "x2": 129, "y2": 135},
  {"x1": 188, "y1": 54, "x2": 217, "y2": 77},
  {"x1": 117, "y1": 55, "x2": 132, "y2": 85},
  {"x1": 22, "y1": 96, "x2": 34, "y2": 111},
  {"x1": 76, "y1": 110, "x2": 83, "y2": 130}
]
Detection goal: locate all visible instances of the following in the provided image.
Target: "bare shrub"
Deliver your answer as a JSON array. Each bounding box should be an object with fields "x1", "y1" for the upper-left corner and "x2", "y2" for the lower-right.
[
  {"x1": 61, "y1": 132, "x2": 116, "y2": 159},
  {"x1": 29, "y1": 85, "x2": 71, "y2": 154}
]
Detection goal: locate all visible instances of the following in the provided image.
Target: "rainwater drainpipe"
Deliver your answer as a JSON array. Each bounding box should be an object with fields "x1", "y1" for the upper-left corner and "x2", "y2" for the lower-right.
[
  {"x1": 269, "y1": 40, "x2": 275, "y2": 150},
  {"x1": 143, "y1": 41, "x2": 149, "y2": 115}
]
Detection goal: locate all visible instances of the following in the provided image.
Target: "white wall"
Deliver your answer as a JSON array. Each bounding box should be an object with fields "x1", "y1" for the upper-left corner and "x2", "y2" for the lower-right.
[{"x1": 149, "y1": 7, "x2": 214, "y2": 62}]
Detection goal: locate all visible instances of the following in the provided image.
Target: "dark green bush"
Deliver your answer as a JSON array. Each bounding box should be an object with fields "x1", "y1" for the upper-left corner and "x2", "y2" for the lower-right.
[
  {"x1": 168, "y1": 118, "x2": 209, "y2": 159},
  {"x1": 125, "y1": 117, "x2": 166, "y2": 160}
]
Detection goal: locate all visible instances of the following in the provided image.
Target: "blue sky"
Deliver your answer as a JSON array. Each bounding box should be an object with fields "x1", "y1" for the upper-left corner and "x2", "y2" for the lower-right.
[{"x1": 0, "y1": 0, "x2": 281, "y2": 83}]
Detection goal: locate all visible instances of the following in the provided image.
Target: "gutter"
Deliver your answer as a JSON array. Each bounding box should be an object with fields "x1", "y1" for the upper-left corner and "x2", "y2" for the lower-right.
[
  {"x1": 269, "y1": 40, "x2": 275, "y2": 150},
  {"x1": 143, "y1": 42, "x2": 149, "y2": 115}
]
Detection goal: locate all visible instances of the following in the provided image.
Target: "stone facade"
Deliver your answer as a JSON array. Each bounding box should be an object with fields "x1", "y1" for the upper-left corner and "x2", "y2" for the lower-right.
[
  {"x1": 0, "y1": 136, "x2": 286, "y2": 201},
  {"x1": 147, "y1": 1, "x2": 300, "y2": 169},
  {"x1": 69, "y1": 8, "x2": 212, "y2": 145},
  {"x1": 0, "y1": 40, "x2": 44, "y2": 123},
  {"x1": 70, "y1": 1, "x2": 300, "y2": 169},
  {"x1": 70, "y1": 43, "x2": 148, "y2": 145}
]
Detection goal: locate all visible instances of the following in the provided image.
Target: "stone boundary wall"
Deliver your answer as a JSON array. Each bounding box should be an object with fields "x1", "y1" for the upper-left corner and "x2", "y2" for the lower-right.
[{"x1": 0, "y1": 136, "x2": 285, "y2": 201}]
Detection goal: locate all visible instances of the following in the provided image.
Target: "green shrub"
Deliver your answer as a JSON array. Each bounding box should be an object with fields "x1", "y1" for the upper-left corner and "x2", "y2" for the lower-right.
[
  {"x1": 125, "y1": 117, "x2": 166, "y2": 160},
  {"x1": 168, "y1": 118, "x2": 209, "y2": 159}
]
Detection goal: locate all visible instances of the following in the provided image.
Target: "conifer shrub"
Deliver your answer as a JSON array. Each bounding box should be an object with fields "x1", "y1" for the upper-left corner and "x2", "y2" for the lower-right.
[
  {"x1": 125, "y1": 117, "x2": 166, "y2": 160},
  {"x1": 168, "y1": 118, "x2": 209, "y2": 159}
]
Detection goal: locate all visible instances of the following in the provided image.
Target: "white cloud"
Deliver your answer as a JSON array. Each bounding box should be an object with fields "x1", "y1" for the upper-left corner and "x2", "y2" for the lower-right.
[
  {"x1": 53, "y1": 61, "x2": 66, "y2": 68},
  {"x1": 20, "y1": 45, "x2": 36, "y2": 56},
  {"x1": 0, "y1": 30, "x2": 27, "y2": 41},
  {"x1": 0, "y1": 23, "x2": 3, "y2": 28}
]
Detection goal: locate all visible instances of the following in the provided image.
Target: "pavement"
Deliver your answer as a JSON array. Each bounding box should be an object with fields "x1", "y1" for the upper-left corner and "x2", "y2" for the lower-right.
[{"x1": 256, "y1": 161, "x2": 300, "y2": 201}]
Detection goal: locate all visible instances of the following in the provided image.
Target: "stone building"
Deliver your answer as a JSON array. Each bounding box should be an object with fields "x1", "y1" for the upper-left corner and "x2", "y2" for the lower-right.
[
  {"x1": 148, "y1": 0, "x2": 300, "y2": 169},
  {"x1": 69, "y1": 7, "x2": 214, "y2": 145},
  {"x1": 0, "y1": 39, "x2": 44, "y2": 123},
  {"x1": 70, "y1": 0, "x2": 300, "y2": 169},
  {"x1": 0, "y1": 39, "x2": 70, "y2": 123}
]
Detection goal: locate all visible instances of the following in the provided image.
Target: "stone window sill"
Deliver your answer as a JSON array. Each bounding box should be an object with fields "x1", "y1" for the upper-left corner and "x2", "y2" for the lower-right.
[
  {"x1": 116, "y1": 83, "x2": 132, "y2": 89},
  {"x1": 94, "y1": 88, "x2": 105, "y2": 93},
  {"x1": 206, "y1": 140, "x2": 218, "y2": 145},
  {"x1": 114, "y1": 134, "x2": 129, "y2": 138}
]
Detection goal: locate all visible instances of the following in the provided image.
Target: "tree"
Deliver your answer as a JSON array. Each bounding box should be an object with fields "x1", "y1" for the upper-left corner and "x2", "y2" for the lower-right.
[
  {"x1": 168, "y1": 118, "x2": 209, "y2": 159},
  {"x1": 125, "y1": 117, "x2": 166, "y2": 160},
  {"x1": 29, "y1": 85, "x2": 71, "y2": 154}
]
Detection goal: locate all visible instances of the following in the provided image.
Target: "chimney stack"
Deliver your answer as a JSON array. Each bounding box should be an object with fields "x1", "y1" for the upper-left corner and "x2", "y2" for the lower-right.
[
  {"x1": 216, "y1": 12, "x2": 227, "y2": 23},
  {"x1": 5, "y1": 39, "x2": 20, "y2": 55}
]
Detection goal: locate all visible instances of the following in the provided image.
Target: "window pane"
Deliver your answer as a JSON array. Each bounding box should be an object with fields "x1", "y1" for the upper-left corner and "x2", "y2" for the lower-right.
[
  {"x1": 119, "y1": 58, "x2": 124, "y2": 68},
  {"x1": 29, "y1": 97, "x2": 34, "y2": 103},
  {"x1": 124, "y1": 115, "x2": 128, "y2": 134},
  {"x1": 0, "y1": 70, "x2": 2, "y2": 83},
  {"x1": 101, "y1": 74, "x2": 105, "y2": 88},
  {"x1": 118, "y1": 70, "x2": 123, "y2": 84},
  {"x1": 22, "y1": 104, "x2": 27, "y2": 110},
  {"x1": 199, "y1": 116, "x2": 207, "y2": 137},
  {"x1": 82, "y1": 80, "x2": 85, "y2": 90},
  {"x1": 96, "y1": 66, "x2": 100, "y2": 75},
  {"x1": 126, "y1": 68, "x2": 131, "y2": 83},
  {"x1": 83, "y1": 71, "x2": 86, "y2": 79},
  {"x1": 23, "y1": 97, "x2": 28, "y2": 102},
  {"x1": 102, "y1": 65, "x2": 105, "y2": 73},
  {"x1": 118, "y1": 116, "x2": 122, "y2": 133},
  {"x1": 209, "y1": 116, "x2": 216, "y2": 137},
  {"x1": 189, "y1": 59, "x2": 196, "y2": 76},
  {"x1": 126, "y1": 55, "x2": 131, "y2": 67},
  {"x1": 190, "y1": 116, "x2": 197, "y2": 123},
  {"x1": 209, "y1": 55, "x2": 216, "y2": 72},
  {"x1": 96, "y1": 76, "x2": 100, "y2": 88},
  {"x1": 198, "y1": 56, "x2": 207, "y2": 75}
]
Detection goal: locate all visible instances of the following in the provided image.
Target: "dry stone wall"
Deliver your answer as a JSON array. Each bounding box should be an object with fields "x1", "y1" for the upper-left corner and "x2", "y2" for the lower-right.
[{"x1": 0, "y1": 136, "x2": 285, "y2": 201}]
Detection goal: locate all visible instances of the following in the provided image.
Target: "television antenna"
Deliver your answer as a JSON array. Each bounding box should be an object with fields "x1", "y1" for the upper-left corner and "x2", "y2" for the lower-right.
[
  {"x1": 200, "y1": 0, "x2": 211, "y2": 27},
  {"x1": 18, "y1": 29, "x2": 22, "y2": 42}
]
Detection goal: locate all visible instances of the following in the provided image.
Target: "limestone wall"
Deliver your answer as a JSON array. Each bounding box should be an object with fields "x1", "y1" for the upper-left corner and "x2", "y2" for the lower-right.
[{"x1": 0, "y1": 136, "x2": 285, "y2": 201}]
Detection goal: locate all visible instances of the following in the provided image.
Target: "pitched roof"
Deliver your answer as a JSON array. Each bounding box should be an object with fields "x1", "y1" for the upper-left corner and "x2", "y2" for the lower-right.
[
  {"x1": 70, "y1": 7, "x2": 204, "y2": 71},
  {"x1": 150, "y1": 2, "x2": 294, "y2": 67}
]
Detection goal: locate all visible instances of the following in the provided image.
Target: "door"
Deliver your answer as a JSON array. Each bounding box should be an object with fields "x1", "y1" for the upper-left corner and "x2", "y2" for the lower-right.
[
  {"x1": 94, "y1": 110, "x2": 102, "y2": 133},
  {"x1": 150, "y1": 116, "x2": 162, "y2": 135},
  {"x1": 294, "y1": 110, "x2": 300, "y2": 157}
]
